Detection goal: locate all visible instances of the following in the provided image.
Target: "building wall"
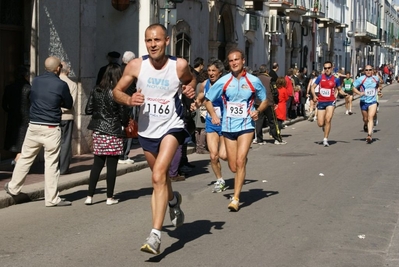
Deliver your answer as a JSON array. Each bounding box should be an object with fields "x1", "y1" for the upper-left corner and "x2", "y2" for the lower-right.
[
  {"x1": 37, "y1": 0, "x2": 140, "y2": 155},
  {"x1": 29, "y1": 0, "x2": 398, "y2": 158}
]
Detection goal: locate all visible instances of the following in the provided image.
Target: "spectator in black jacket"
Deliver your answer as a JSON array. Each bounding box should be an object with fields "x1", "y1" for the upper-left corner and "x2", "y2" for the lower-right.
[
  {"x1": 4, "y1": 56, "x2": 73, "y2": 207},
  {"x1": 269, "y1": 62, "x2": 279, "y2": 83},
  {"x1": 84, "y1": 63, "x2": 125, "y2": 205},
  {"x1": 2, "y1": 65, "x2": 31, "y2": 166}
]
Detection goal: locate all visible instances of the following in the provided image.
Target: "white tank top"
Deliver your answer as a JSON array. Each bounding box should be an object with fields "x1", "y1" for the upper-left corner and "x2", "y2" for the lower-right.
[{"x1": 136, "y1": 55, "x2": 184, "y2": 138}]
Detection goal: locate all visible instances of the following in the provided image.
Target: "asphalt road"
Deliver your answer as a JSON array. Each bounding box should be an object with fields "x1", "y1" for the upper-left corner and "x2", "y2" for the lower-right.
[{"x1": 1, "y1": 85, "x2": 399, "y2": 267}]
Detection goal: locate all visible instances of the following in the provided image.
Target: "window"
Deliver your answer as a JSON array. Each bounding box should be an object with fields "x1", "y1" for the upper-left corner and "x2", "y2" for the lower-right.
[{"x1": 175, "y1": 33, "x2": 191, "y2": 62}]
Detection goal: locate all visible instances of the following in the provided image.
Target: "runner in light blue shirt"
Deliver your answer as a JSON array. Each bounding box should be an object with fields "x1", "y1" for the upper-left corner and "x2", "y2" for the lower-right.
[
  {"x1": 205, "y1": 66, "x2": 266, "y2": 133},
  {"x1": 352, "y1": 65, "x2": 382, "y2": 143},
  {"x1": 204, "y1": 48, "x2": 268, "y2": 212}
]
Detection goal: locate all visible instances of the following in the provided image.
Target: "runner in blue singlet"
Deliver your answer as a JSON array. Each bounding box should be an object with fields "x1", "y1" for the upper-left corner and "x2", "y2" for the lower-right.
[{"x1": 192, "y1": 59, "x2": 228, "y2": 193}]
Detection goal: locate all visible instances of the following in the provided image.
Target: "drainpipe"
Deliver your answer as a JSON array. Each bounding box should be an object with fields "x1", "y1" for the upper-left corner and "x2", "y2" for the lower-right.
[{"x1": 30, "y1": 0, "x2": 39, "y2": 79}]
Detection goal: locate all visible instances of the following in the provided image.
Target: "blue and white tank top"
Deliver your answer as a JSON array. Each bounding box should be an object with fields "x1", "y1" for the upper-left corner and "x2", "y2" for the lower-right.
[{"x1": 136, "y1": 55, "x2": 184, "y2": 138}]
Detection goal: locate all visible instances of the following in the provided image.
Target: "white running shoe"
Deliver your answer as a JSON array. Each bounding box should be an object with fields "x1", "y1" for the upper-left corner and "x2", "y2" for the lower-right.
[
  {"x1": 118, "y1": 158, "x2": 134, "y2": 164},
  {"x1": 106, "y1": 198, "x2": 119, "y2": 205},
  {"x1": 274, "y1": 140, "x2": 287, "y2": 145},
  {"x1": 323, "y1": 139, "x2": 329, "y2": 147},
  {"x1": 84, "y1": 196, "x2": 93, "y2": 205},
  {"x1": 140, "y1": 232, "x2": 161, "y2": 255},
  {"x1": 212, "y1": 181, "x2": 227, "y2": 193}
]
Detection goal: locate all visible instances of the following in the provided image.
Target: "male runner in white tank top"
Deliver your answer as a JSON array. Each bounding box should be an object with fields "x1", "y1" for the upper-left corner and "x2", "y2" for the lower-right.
[{"x1": 113, "y1": 23, "x2": 196, "y2": 255}]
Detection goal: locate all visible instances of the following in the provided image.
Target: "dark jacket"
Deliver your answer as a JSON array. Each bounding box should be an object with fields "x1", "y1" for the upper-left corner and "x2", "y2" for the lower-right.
[
  {"x1": 2, "y1": 80, "x2": 31, "y2": 152},
  {"x1": 30, "y1": 72, "x2": 72, "y2": 125},
  {"x1": 258, "y1": 73, "x2": 273, "y2": 105},
  {"x1": 269, "y1": 69, "x2": 278, "y2": 83},
  {"x1": 85, "y1": 86, "x2": 125, "y2": 136}
]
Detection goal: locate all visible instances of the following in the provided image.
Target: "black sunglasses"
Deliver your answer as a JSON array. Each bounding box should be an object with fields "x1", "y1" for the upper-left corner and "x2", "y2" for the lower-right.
[
  {"x1": 364, "y1": 69, "x2": 372, "y2": 71},
  {"x1": 324, "y1": 66, "x2": 332, "y2": 70}
]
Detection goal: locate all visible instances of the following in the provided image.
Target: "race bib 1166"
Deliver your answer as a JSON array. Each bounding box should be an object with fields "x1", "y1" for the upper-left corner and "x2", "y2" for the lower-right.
[{"x1": 143, "y1": 97, "x2": 174, "y2": 120}]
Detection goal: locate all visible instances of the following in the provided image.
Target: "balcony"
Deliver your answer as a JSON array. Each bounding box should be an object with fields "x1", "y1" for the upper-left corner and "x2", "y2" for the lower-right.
[
  {"x1": 266, "y1": 0, "x2": 307, "y2": 15},
  {"x1": 265, "y1": 0, "x2": 293, "y2": 13}
]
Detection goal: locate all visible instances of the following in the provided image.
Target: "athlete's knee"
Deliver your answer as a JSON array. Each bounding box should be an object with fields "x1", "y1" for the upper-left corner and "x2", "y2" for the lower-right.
[
  {"x1": 210, "y1": 153, "x2": 219, "y2": 163},
  {"x1": 152, "y1": 171, "x2": 168, "y2": 185},
  {"x1": 219, "y1": 154, "x2": 227, "y2": 161},
  {"x1": 236, "y1": 157, "x2": 247, "y2": 169},
  {"x1": 228, "y1": 162, "x2": 237, "y2": 173}
]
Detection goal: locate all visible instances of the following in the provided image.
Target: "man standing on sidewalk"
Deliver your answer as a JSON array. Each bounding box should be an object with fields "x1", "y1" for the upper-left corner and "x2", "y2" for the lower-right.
[
  {"x1": 269, "y1": 62, "x2": 279, "y2": 83},
  {"x1": 4, "y1": 56, "x2": 73, "y2": 207},
  {"x1": 59, "y1": 61, "x2": 77, "y2": 174},
  {"x1": 285, "y1": 69, "x2": 295, "y2": 120},
  {"x1": 257, "y1": 64, "x2": 284, "y2": 145},
  {"x1": 113, "y1": 23, "x2": 195, "y2": 255}
]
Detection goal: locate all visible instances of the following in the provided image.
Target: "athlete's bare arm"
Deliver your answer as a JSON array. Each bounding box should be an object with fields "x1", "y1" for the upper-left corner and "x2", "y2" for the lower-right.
[
  {"x1": 311, "y1": 82, "x2": 318, "y2": 101},
  {"x1": 351, "y1": 85, "x2": 364, "y2": 96},
  {"x1": 176, "y1": 58, "x2": 196, "y2": 99},
  {"x1": 113, "y1": 58, "x2": 145, "y2": 106},
  {"x1": 336, "y1": 86, "x2": 347, "y2": 96},
  {"x1": 250, "y1": 99, "x2": 269, "y2": 121},
  {"x1": 204, "y1": 99, "x2": 220, "y2": 126},
  {"x1": 195, "y1": 81, "x2": 206, "y2": 106}
]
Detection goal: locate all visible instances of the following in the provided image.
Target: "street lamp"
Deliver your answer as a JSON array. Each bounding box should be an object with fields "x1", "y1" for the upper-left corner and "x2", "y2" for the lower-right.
[{"x1": 344, "y1": 31, "x2": 354, "y2": 74}]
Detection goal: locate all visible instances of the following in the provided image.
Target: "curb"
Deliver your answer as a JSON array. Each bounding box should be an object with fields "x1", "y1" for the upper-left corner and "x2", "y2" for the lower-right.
[
  {"x1": 0, "y1": 147, "x2": 195, "y2": 209},
  {"x1": 0, "y1": 92, "x2": 366, "y2": 209}
]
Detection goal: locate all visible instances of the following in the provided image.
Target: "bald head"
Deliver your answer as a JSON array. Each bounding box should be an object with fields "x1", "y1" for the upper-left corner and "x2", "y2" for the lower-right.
[{"x1": 45, "y1": 56, "x2": 62, "y2": 73}]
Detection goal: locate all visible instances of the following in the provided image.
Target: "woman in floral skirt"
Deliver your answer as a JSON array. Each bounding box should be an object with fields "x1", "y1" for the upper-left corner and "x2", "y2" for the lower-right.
[{"x1": 84, "y1": 63, "x2": 125, "y2": 205}]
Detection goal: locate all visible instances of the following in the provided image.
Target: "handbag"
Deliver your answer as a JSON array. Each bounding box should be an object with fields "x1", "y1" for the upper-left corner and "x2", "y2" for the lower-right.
[
  {"x1": 125, "y1": 118, "x2": 138, "y2": 138},
  {"x1": 125, "y1": 107, "x2": 138, "y2": 138}
]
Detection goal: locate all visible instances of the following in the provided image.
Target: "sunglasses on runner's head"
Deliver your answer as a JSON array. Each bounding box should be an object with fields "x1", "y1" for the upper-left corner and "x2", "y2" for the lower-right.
[
  {"x1": 323, "y1": 66, "x2": 332, "y2": 70},
  {"x1": 364, "y1": 69, "x2": 372, "y2": 71}
]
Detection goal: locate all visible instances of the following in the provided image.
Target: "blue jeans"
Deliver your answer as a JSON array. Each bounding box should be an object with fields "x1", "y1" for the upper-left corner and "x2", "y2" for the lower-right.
[{"x1": 119, "y1": 137, "x2": 133, "y2": 160}]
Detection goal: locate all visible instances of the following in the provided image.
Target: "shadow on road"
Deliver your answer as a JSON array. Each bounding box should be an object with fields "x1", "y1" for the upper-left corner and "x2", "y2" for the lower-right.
[
  {"x1": 59, "y1": 186, "x2": 154, "y2": 204},
  {"x1": 146, "y1": 219, "x2": 225, "y2": 262},
  {"x1": 225, "y1": 188, "x2": 279, "y2": 209},
  {"x1": 183, "y1": 159, "x2": 211, "y2": 179}
]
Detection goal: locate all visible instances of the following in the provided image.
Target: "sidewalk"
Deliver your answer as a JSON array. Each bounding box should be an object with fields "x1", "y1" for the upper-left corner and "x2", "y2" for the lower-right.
[
  {"x1": 0, "y1": 142, "x2": 163, "y2": 208},
  {"x1": 0, "y1": 94, "x2": 360, "y2": 209}
]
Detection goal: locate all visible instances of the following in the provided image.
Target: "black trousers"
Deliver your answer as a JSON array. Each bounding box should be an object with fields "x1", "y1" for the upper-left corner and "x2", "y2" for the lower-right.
[
  {"x1": 286, "y1": 96, "x2": 293, "y2": 119},
  {"x1": 255, "y1": 109, "x2": 267, "y2": 142},
  {"x1": 59, "y1": 120, "x2": 73, "y2": 174},
  {"x1": 255, "y1": 106, "x2": 282, "y2": 142},
  {"x1": 88, "y1": 155, "x2": 118, "y2": 198},
  {"x1": 265, "y1": 106, "x2": 282, "y2": 142}
]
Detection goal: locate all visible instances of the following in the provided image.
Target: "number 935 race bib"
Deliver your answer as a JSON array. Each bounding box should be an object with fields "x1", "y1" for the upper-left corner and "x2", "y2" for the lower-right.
[{"x1": 226, "y1": 102, "x2": 247, "y2": 118}]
